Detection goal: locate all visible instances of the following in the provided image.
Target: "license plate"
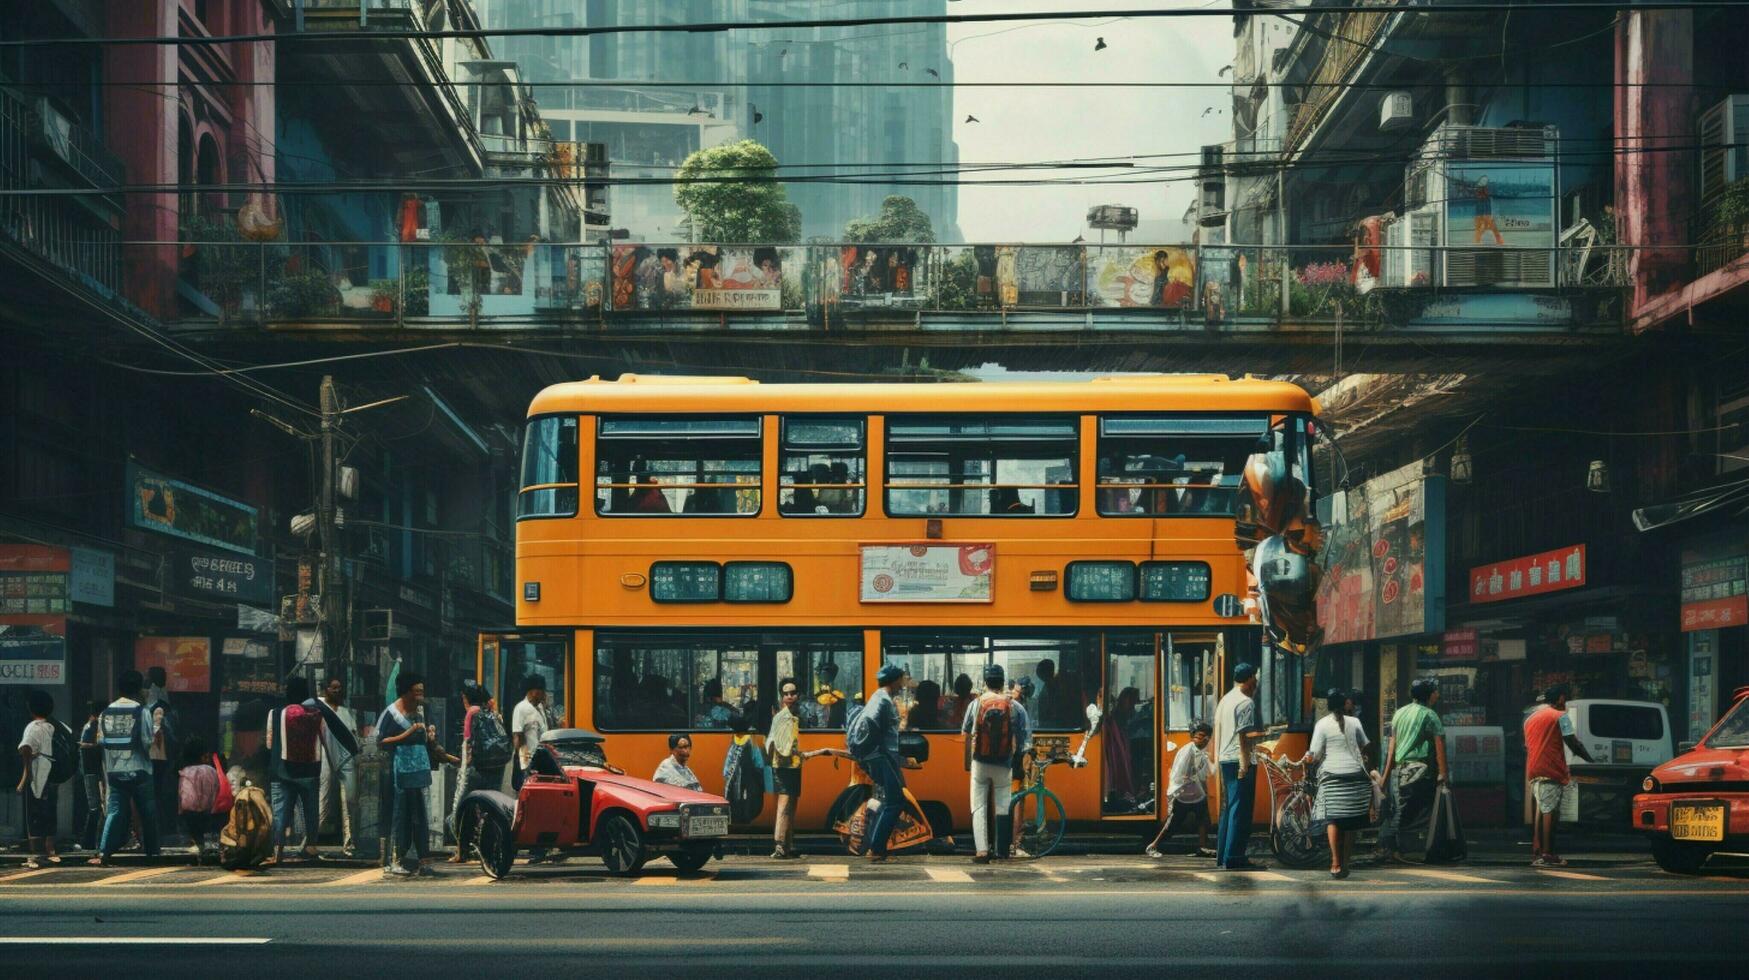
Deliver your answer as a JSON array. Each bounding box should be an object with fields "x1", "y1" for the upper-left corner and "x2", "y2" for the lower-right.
[
  {"x1": 685, "y1": 815, "x2": 729, "y2": 838},
  {"x1": 1670, "y1": 803, "x2": 1726, "y2": 842}
]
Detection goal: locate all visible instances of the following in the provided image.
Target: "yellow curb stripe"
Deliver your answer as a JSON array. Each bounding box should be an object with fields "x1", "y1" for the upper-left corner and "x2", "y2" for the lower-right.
[
  {"x1": 324, "y1": 868, "x2": 391, "y2": 886},
  {"x1": 1394, "y1": 868, "x2": 1499, "y2": 884},
  {"x1": 1536, "y1": 869, "x2": 1610, "y2": 881},
  {"x1": 808, "y1": 863, "x2": 849, "y2": 881},
  {"x1": 923, "y1": 867, "x2": 973, "y2": 883}
]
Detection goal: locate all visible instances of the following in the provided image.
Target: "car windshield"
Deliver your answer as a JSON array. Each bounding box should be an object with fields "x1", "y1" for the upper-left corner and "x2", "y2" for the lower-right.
[
  {"x1": 1707, "y1": 698, "x2": 1749, "y2": 748},
  {"x1": 545, "y1": 740, "x2": 609, "y2": 768}
]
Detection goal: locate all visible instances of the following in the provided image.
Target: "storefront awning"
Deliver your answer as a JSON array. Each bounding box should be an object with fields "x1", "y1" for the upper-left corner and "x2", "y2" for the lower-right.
[{"x1": 1632, "y1": 477, "x2": 1749, "y2": 533}]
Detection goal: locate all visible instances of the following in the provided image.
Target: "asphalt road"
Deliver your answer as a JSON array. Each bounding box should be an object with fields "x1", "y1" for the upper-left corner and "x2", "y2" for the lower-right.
[{"x1": 1, "y1": 853, "x2": 1744, "y2": 977}]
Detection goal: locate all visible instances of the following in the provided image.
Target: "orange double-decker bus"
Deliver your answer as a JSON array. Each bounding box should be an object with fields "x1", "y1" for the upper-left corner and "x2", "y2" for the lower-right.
[{"x1": 480, "y1": 374, "x2": 1316, "y2": 841}]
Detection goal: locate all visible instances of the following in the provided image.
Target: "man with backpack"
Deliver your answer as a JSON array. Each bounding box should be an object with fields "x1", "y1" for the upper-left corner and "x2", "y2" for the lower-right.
[
  {"x1": 449, "y1": 682, "x2": 512, "y2": 863},
  {"x1": 266, "y1": 677, "x2": 324, "y2": 863},
  {"x1": 961, "y1": 664, "x2": 1028, "y2": 865},
  {"x1": 851, "y1": 663, "x2": 909, "y2": 863},
  {"x1": 316, "y1": 675, "x2": 360, "y2": 857},
  {"x1": 91, "y1": 670, "x2": 160, "y2": 865},
  {"x1": 15, "y1": 689, "x2": 65, "y2": 869}
]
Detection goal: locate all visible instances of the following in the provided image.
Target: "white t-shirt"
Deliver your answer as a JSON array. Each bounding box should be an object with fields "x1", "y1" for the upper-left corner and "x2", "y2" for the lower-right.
[
  {"x1": 1168, "y1": 742, "x2": 1211, "y2": 803},
  {"x1": 1307, "y1": 713, "x2": 1371, "y2": 776},
  {"x1": 19, "y1": 719, "x2": 55, "y2": 798},
  {"x1": 511, "y1": 698, "x2": 549, "y2": 767},
  {"x1": 1214, "y1": 687, "x2": 1259, "y2": 763}
]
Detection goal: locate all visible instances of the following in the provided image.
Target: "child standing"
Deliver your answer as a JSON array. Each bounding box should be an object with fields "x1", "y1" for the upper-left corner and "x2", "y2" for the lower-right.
[{"x1": 178, "y1": 737, "x2": 221, "y2": 863}]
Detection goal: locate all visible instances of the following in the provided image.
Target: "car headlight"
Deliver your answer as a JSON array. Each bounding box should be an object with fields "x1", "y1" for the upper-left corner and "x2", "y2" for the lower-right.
[
  {"x1": 1641, "y1": 776, "x2": 1659, "y2": 793},
  {"x1": 649, "y1": 812, "x2": 682, "y2": 829}
]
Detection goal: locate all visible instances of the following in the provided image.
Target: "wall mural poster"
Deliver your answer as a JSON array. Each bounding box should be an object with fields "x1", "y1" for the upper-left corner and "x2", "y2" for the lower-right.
[
  {"x1": 1443, "y1": 162, "x2": 1555, "y2": 249},
  {"x1": 610, "y1": 244, "x2": 791, "y2": 310},
  {"x1": 1086, "y1": 246, "x2": 1197, "y2": 309},
  {"x1": 134, "y1": 635, "x2": 213, "y2": 693},
  {"x1": 1315, "y1": 461, "x2": 1447, "y2": 644},
  {"x1": 1008, "y1": 246, "x2": 1085, "y2": 306}
]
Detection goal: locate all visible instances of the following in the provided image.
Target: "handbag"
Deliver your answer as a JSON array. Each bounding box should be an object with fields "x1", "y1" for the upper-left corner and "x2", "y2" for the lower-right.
[
  {"x1": 210, "y1": 754, "x2": 234, "y2": 815},
  {"x1": 1425, "y1": 784, "x2": 1469, "y2": 864}
]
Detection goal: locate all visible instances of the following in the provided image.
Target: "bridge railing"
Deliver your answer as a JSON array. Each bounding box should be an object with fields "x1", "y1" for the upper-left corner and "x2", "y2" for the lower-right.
[{"x1": 165, "y1": 239, "x2": 1620, "y2": 329}]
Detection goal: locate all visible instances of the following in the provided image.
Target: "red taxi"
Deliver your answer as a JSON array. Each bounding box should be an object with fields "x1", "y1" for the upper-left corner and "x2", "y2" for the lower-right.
[
  {"x1": 1632, "y1": 686, "x2": 1749, "y2": 873},
  {"x1": 456, "y1": 728, "x2": 732, "y2": 878}
]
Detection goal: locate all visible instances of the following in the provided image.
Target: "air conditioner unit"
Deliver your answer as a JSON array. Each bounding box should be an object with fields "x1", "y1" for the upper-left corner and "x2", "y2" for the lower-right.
[
  {"x1": 360, "y1": 608, "x2": 409, "y2": 642},
  {"x1": 1446, "y1": 246, "x2": 1554, "y2": 288},
  {"x1": 1408, "y1": 124, "x2": 1558, "y2": 289},
  {"x1": 1418, "y1": 123, "x2": 1558, "y2": 161},
  {"x1": 1698, "y1": 94, "x2": 1749, "y2": 207}
]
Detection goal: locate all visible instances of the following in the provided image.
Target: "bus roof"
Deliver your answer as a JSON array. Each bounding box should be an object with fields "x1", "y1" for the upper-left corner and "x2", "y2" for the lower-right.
[{"x1": 527, "y1": 374, "x2": 1318, "y2": 417}]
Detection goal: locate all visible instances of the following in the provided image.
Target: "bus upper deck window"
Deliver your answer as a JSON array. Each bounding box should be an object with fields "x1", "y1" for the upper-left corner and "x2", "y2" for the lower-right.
[
  {"x1": 595, "y1": 417, "x2": 762, "y2": 516},
  {"x1": 518, "y1": 416, "x2": 579, "y2": 519},
  {"x1": 780, "y1": 417, "x2": 866, "y2": 516},
  {"x1": 885, "y1": 416, "x2": 1078, "y2": 517},
  {"x1": 1095, "y1": 416, "x2": 1267, "y2": 518}
]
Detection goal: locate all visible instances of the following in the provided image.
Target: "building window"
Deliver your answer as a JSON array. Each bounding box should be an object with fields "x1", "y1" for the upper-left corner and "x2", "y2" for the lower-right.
[
  {"x1": 517, "y1": 415, "x2": 579, "y2": 519},
  {"x1": 780, "y1": 417, "x2": 865, "y2": 516},
  {"x1": 885, "y1": 416, "x2": 1077, "y2": 517},
  {"x1": 1096, "y1": 416, "x2": 1268, "y2": 517},
  {"x1": 594, "y1": 416, "x2": 761, "y2": 515}
]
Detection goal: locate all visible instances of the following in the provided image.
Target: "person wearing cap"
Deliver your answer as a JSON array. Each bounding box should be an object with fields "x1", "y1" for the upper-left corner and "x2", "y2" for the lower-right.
[
  {"x1": 1213, "y1": 662, "x2": 1267, "y2": 870},
  {"x1": 962, "y1": 664, "x2": 1029, "y2": 864},
  {"x1": 1378, "y1": 678, "x2": 1450, "y2": 862},
  {"x1": 861, "y1": 663, "x2": 910, "y2": 862}
]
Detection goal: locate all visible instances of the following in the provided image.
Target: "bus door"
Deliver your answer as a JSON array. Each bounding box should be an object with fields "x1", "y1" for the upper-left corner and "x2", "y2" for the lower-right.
[
  {"x1": 477, "y1": 630, "x2": 572, "y2": 728},
  {"x1": 1104, "y1": 633, "x2": 1160, "y2": 817},
  {"x1": 1163, "y1": 631, "x2": 1222, "y2": 811}
]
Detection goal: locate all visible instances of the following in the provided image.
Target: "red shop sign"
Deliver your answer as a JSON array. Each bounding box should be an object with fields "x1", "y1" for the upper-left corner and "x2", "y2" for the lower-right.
[
  {"x1": 1468, "y1": 544, "x2": 1586, "y2": 605},
  {"x1": 1442, "y1": 628, "x2": 1479, "y2": 659}
]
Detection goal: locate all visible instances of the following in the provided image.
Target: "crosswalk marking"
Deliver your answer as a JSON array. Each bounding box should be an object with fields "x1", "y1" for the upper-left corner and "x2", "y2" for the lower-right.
[
  {"x1": 324, "y1": 868, "x2": 390, "y2": 886},
  {"x1": 1192, "y1": 870, "x2": 1295, "y2": 883},
  {"x1": 95, "y1": 867, "x2": 183, "y2": 885},
  {"x1": 1394, "y1": 868, "x2": 1498, "y2": 884},
  {"x1": 1536, "y1": 869, "x2": 1609, "y2": 881},
  {"x1": 923, "y1": 866, "x2": 973, "y2": 884},
  {"x1": 808, "y1": 863, "x2": 849, "y2": 881},
  {"x1": 464, "y1": 876, "x2": 494, "y2": 885}
]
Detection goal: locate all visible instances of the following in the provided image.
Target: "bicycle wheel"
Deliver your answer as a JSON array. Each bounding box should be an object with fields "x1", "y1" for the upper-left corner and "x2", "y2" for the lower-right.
[
  {"x1": 1013, "y1": 789, "x2": 1067, "y2": 858},
  {"x1": 1270, "y1": 787, "x2": 1327, "y2": 869}
]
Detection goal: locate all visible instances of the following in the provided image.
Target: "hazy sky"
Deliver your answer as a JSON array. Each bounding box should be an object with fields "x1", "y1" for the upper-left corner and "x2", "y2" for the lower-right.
[{"x1": 946, "y1": 2, "x2": 1237, "y2": 241}]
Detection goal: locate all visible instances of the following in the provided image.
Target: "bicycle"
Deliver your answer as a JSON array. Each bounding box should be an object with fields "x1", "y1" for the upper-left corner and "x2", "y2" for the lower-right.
[
  {"x1": 1256, "y1": 750, "x2": 1328, "y2": 869},
  {"x1": 1008, "y1": 703, "x2": 1101, "y2": 859}
]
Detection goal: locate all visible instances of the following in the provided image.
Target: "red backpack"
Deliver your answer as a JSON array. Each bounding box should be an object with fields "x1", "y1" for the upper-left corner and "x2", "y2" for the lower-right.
[
  {"x1": 274, "y1": 703, "x2": 323, "y2": 766},
  {"x1": 972, "y1": 694, "x2": 1016, "y2": 764}
]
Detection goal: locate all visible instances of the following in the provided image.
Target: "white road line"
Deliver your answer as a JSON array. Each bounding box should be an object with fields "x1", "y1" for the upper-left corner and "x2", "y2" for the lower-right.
[
  {"x1": 808, "y1": 863, "x2": 849, "y2": 881},
  {"x1": 0, "y1": 938, "x2": 271, "y2": 945},
  {"x1": 324, "y1": 868, "x2": 391, "y2": 886},
  {"x1": 94, "y1": 867, "x2": 184, "y2": 885},
  {"x1": 1394, "y1": 868, "x2": 1499, "y2": 884},
  {"x1": 1536, "y1": 868, "x2": 1610, "y2": 881},
  {"x1": 923, "y1": 866, "x2": 973, "y2": 884}
]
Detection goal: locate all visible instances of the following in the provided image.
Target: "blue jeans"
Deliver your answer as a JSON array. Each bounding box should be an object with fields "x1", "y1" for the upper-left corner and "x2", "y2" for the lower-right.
[
  {"x1": 271, "y1": 776, "x2": 319, "y2": 850},
  {"x1": 391, "y1": 785, "x2": 429, "y2": 870},
  {"x1": 1216, "y1": 761, "x2": 1257, "y2": 868},
  {"x1": 863, "y1": 755, "x2": 906, "y2": 857},
  {"x1": 99, "y1": 770, "x2": 159, "y2": 858}
]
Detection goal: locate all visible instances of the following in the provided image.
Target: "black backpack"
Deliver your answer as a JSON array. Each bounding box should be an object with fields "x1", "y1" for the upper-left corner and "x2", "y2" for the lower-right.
[
  {"x1": 46, "y1": 720, "x2": 78, "y2": 785},
  {"x1": 469, "y1": 711, "x2": 514, "y2": 772}
]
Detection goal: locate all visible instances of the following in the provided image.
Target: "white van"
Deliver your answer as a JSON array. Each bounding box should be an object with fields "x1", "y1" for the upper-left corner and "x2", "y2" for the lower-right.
[{"x1": 1564, "y1": 699, "x2": 1674, "y2": 769}]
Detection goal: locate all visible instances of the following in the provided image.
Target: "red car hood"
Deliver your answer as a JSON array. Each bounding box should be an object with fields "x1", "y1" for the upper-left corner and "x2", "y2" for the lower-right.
[
  {"x1": 563, "y1": 766, "x2": 728, "y2": 806},
  {"x1": 1653, "y1": 746, "x2": 1749, "y2": 786}
]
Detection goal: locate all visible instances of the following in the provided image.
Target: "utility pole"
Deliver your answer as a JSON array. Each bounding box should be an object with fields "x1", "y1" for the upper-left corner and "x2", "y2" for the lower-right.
[{"x1": 317, "y1": 375, "x2": 340, "y2": 682}]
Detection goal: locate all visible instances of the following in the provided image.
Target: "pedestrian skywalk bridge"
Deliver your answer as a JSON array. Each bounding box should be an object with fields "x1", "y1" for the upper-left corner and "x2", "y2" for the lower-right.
[{"x1": 1, "y1": 856, "x2": 1738, "y2": 891}]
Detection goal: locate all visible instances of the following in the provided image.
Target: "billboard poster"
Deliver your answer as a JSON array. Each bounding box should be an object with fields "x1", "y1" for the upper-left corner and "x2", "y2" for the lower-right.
[
  {"x1": 70, "y1": 547, "x2": 115, "y2": 607},
  {"x1": 610, "y1": 244, "x2": 792, "y2": 311},
  {"x1": 860, "y1": 543, "x2": 995, "y2": 603},
  {"x1": 1444, "y1": 163, "x2": 1555, "y2": 249},
  {"x1": 1007, "y1": 246, "x2": 1085, "y2": 307},
  {"x1": 0, "y1": 545, "x2": 70, "y2": 617},
  {"x1": 1315, "y1": 461, "x2": 1447, "y2": 644},
  {"x1": 0, "y1": 619, "x2": 65, "y2": 685},
  {"x1": 127, "y1": 463, "x2": 258, "y2": 555},
  {"x1": 1086, "y1": 246, "x2": 1197, "y2": 309},
  {"x1": 134, "y1": 635, "x2": 212, "y2": 693}
]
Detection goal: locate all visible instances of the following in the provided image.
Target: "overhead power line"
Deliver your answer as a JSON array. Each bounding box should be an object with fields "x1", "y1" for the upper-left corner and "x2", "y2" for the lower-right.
[{"x1": 2, "y1": 3, "x2": 1742, "y2": 48}]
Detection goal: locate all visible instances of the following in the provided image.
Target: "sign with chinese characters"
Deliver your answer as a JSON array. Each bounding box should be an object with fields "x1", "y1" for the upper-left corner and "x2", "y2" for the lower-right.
[
  {"x1": 171, "y1": 547, "x2": 273, "y2": 604},
  {"x1": 0, "y1": 618, "x2": 65, "y2": 684},
  {"x1": 1314, "y1": 462, "x2": 1447, "y2": 643},
  {"x1": 0, "y1": 545, "x2": 70, "y2": 617},
  {"x1": 134, "y1": 636, "x2": 212, "y2": 693},
  {"x1": 1441, "y1": 628, "x2": 1479, "y2": 660},
  {"x1": 127, "y1": 462, "x2": 258, "y2": 555},
  {"x1": 1680, "y1": 554, "x2": 1747, "y2": 632},
  {"x1": 1468, "y1": 544, "x2": 1586, "y2": 605},
  {"x1": 1688, "y1": 630, "x2": 1718, "y2": 742},
  {"x1": 859, "y1": 544, "x2": 994, "y2": 603}
]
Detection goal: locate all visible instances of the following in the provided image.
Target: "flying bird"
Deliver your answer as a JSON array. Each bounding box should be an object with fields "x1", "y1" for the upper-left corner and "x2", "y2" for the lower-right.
[
  {"x1": 1218, "y1": 65, "x2": 1233, "y2": 77},
  {"x1": 965, "y1": 114, "x2": 980, "y2": 123},
  {"x1": 1201, "y1": 107, "x2": 1215, "y2": 117},
  {"x1": 925, "y1": 67, "x2": 940, "y2": 78},
  {"x1": 1094, "y1": 37, "x2": 1107, "y2": 51},
  {"x1": 899, "y1": 61, "x2": 908, "y2": 70}
]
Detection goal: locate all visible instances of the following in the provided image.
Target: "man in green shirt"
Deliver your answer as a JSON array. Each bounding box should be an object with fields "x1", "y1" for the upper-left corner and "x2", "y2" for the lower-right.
[{"x1": 1377, "y1": 678, "x2": 1449, "y2": 862}]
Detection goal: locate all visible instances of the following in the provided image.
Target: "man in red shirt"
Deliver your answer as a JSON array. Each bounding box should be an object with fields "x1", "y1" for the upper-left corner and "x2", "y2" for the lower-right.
[{"x1": 1522, "y1": 685, "x2": 1595, "y2": 867}]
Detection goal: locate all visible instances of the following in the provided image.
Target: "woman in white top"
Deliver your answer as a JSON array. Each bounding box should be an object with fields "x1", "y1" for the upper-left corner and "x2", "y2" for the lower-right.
[{"x1": 1299, "y1": 689, "x2": 1376, "y2": 878}]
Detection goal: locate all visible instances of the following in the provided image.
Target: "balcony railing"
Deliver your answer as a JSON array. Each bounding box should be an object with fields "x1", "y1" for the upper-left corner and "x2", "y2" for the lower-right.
[
  {"x1": 1285, "y1": 0, "x2": 1404, "y2": 154},
  {"x1": 167, "y1": 238, "x2": 1627, "y2": 332},
  {"x1": 0, "y1": 85, "x2": 124, "y2": 296}
]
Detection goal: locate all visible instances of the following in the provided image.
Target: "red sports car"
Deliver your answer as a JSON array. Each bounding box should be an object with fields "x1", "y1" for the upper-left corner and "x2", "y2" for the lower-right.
[
  {"x1": 1632, "y1": 686, "x2": 1749, "y2": 874},
  {"x1": 457, "y1": 728, "x2": 731, "y2": 878}
]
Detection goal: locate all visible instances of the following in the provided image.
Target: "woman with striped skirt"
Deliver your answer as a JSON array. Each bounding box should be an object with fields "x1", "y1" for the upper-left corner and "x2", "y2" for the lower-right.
[{"x1": 1300, "y1": 689, "x2": 1377, "y2": 878}]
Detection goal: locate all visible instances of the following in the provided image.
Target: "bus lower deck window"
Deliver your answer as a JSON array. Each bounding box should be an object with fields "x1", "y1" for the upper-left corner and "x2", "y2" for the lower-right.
[{"x1": 596, "y1": 416, "x2": 761, "y2": 516}]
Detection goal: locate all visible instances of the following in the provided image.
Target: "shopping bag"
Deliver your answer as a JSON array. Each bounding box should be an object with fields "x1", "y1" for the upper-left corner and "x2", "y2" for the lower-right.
[{"x1": 1424, "y1": 784, "x2": 1468, "y2": 864}]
